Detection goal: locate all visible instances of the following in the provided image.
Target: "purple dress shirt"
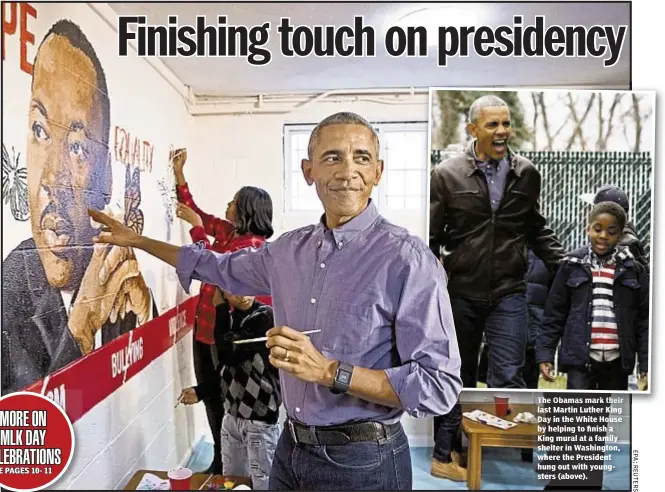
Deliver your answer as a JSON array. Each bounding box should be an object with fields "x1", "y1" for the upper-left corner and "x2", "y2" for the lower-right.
[
  {"x1": 176, "y1": 200, "x2": 462, "y2": 426},
  {"x1": 472, "y1": 141, "x2": 510, "y2": 212}
]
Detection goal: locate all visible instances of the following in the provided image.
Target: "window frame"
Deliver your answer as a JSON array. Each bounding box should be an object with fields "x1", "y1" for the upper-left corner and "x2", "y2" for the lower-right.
[{"x1": 283, "y1": 120, "x2": 428, "y2": 214}]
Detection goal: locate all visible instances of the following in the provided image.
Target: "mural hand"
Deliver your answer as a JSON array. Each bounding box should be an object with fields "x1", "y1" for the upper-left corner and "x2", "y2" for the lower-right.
[
  {"x1": 89, "y1": 208, "x2": 140, "y2": 248},
  {"x1": 122, "y1": 275, "x2": 152, "y2": 325},
  {"x1": 99, "y1": 245, "x2": 131, "y2": 286},
  {"x1": 69, "y1": 256, "x2": 142, "y2": 354}
]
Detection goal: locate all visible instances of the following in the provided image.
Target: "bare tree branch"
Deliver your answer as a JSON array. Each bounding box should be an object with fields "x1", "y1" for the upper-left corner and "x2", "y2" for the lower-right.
[
  {"x1": 597, "y1": 93, "x2": 604, "y2": 150},
  {"x1": 566, "y1": 92, "x2": 596, "y2": 150},
  {"x1": 632, "y1": 93, "x2": 643, "y2": 152},
  {"x1": 531, "y1": 92, "x2": 539, "y2": 150},
  {"x1": 602, "y1": 94, "x2": 623, "y2": 150},
  {"x1": 537, "y1": 93, "x2": 554, "y2": 150}
]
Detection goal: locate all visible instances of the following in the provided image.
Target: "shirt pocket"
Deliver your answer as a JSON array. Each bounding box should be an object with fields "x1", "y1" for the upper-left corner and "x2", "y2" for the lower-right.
[
  {"x1": 565, "y1": 274, "x2": 591, "y2": 315},
  {"x1": 450, "y1": 189, "x2": 482, "y2": 203},
  {"x1": 619, "y1": 276, "x2": 641, "y2": 316},
  {"x1": 320, "y1": 301, "x2": 378, "y2": 356}
]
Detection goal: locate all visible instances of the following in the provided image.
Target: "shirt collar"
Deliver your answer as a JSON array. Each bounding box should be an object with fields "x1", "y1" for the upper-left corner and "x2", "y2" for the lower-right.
[
  {"x1": 316, "y1": 199, "x2": 379, "y2": 249},
  {"x1": 586, "y1": 244, "x2": 627, "y2": 267}
]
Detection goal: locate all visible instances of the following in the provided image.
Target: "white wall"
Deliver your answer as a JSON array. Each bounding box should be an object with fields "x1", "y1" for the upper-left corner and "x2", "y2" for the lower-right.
[
  {"x1": 187, "y1": 94, "x2": 430, "y2": 239},
  {"x1": 2, "y1": 2, "x2": 206, "y2": 489},
  {"x1": 62, "y1": 332, "x2": 201, "y2": 489}
]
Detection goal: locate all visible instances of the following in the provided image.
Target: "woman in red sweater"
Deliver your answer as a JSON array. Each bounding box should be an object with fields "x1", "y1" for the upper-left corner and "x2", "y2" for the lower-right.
[{"x1": 171, "y1": 149, "x2": 273, "y2": 474}]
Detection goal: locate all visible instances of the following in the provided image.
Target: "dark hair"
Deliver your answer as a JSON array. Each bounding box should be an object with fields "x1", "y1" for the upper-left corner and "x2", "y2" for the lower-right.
[
  {"x1": 36, "y1": 19, "x2": 110, "y2": 148},
  {"x1": 34, "y1": 19, "x2": 111, "y2": 207},
  {"x1": 589, "y1": 201, "x2": 626, "y2": 230},
  {"x1": 234, "y1": 186, "x2": 274, "y2": 239}
]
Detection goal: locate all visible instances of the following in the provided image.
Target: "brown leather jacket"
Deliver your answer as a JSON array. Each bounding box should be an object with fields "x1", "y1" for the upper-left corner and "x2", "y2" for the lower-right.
[{"x1": 429, "y1": 141, "x2": 564, "y2": 302}]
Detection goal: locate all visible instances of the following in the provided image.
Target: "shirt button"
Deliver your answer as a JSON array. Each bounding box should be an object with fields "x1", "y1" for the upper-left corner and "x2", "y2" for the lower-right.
[
  {"x1": 296, "y1": 407, "x2": 301, "y2": 413},
  {"x1": 338, "y1": 241, "x2": 343, "y2": 248},
  {"x1": 320, "y1": 263, "x2": 325, "y2": 269},
  {"x1": 317, "y1": 240, "x2": 322, "y2": 248},
  {"x1": 310, "y1": 298, "x2": 316, "y2": 304}
]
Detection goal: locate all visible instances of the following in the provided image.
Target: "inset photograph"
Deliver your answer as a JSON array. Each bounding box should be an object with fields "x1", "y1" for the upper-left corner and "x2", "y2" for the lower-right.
[
  {"x1": 433, "y1": 390, "x2": 632, "y2": 490},
  {"x1": 428, "y1": 88, "x2": 654, "y2": 393}
]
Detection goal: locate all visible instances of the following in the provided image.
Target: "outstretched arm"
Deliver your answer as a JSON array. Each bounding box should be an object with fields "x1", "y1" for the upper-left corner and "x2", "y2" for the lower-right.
[{"x1": 89, "y1": 208, "x2": 271, "y2": 296}]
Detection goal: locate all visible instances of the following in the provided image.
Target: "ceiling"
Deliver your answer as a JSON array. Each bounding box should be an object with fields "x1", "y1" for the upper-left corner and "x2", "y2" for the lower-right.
[{"x1": 107, "y1": 2, "x2": 631, "y2": 96}]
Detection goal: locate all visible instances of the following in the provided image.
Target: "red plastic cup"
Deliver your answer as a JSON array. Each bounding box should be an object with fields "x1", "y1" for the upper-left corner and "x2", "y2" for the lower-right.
[
  {"x1": 494, "y1": 394, "x2": 510, "y2": 418},
  {"x1": 168, "y1": 467, "x2": 193, "y2": 490}
]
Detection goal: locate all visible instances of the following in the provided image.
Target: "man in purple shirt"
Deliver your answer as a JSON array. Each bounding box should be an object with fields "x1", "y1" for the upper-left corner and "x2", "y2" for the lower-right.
[{"x1": 89, "y1": 112, "x2": 462, "y2": 490}]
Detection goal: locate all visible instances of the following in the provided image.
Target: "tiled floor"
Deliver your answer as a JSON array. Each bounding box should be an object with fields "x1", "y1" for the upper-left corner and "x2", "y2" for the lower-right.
[{"x1": 187, "y1": 439, "x2": 630, "y2": 490}]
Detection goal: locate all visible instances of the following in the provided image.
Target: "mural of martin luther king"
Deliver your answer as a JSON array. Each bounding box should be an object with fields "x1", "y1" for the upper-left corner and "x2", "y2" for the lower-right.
[{"x1": 2, "y1": 19, "x2": 155, "y2": 394}]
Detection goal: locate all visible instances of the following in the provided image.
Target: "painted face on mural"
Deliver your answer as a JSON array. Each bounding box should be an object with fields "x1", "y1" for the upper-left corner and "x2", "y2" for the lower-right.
[{"x1": 27, "y1": 33, "x2": 110, "y2": 290}]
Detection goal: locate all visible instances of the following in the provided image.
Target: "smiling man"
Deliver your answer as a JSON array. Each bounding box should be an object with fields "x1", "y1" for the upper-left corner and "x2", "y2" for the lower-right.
[
  {"x1": 1, "y1": 20, "x2": 152, "y2": 395},
  {"x1": 428, "y1": 95, "x2": 564, "y2": 481},
  {"x1": 88, "y1": 112, "x2": 463, "y2": 490}
]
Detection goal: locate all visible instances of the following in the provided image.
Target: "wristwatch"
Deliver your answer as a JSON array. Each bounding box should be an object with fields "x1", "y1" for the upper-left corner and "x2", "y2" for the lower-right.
[{"x1": 330, "y1": 362, "x2": 354, "y2": 395}]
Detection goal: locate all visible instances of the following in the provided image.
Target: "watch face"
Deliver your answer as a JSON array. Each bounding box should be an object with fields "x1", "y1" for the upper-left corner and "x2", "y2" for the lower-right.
[{"x1": 339, "y1": 372, "x2": 350, "y2": 384}]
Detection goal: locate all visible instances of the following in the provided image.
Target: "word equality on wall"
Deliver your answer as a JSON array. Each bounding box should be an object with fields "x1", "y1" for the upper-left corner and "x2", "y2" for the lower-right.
[
  {"x1": 114, "y1": 125, "x2": 154, "y2": 172},
  {"x1": 2, "y1": 2, "x2": 37, "y2": 75}
]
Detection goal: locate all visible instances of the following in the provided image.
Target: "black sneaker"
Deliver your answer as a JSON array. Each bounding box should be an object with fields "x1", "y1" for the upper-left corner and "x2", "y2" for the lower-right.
[{"x1": 521, "y1": 448, "x2": 533, "y2": 463}]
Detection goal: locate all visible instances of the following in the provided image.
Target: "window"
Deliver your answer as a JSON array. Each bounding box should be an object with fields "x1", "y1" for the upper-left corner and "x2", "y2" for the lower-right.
[
  {"x1": 283, "y1": 125, "x2": 322, "y2": 212},
  {"x1": 283, "y1": 121, "x2": 428, "y2": 213}
]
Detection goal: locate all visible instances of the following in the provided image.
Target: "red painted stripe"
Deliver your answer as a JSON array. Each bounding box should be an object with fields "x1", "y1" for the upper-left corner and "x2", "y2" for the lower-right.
[{"x1": 21, "y1": 297, "x2": 197, "y2": 424}]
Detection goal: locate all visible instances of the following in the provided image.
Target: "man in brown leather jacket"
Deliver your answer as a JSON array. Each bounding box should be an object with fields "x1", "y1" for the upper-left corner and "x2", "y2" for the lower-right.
[{"x1": 428, "y1": 95, "x2": 564, "y2": 482}]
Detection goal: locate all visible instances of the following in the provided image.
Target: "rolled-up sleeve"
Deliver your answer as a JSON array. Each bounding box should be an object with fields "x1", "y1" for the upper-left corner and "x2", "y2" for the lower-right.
[
  {"x1": 384, "y1": 247, "x2": 462, "y2": 418},
  {"x1": 176, "y1": 241, "x2": 272, "y2": 296}
]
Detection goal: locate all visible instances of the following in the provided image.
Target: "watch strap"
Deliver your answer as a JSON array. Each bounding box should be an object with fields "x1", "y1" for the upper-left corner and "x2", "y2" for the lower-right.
[{"x1": 330, "y1": 362, "x2": 354, "y2": 394}]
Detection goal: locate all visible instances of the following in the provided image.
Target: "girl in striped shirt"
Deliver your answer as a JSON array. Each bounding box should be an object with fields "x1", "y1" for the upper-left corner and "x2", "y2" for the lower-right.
[{"x1": 536, "y1": 202, "x2": 650, "y2": 391}]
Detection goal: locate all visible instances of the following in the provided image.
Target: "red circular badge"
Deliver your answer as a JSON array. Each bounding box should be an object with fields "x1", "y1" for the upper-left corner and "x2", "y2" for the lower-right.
[{"x1": 0, "y1": 392, "x2": 74, "y2": 491}]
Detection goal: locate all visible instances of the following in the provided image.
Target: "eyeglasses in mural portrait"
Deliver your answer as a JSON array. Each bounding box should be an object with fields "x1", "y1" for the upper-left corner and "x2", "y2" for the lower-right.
[{"x1": 1, "y1": 19, "x2": 156, "y2": 395}]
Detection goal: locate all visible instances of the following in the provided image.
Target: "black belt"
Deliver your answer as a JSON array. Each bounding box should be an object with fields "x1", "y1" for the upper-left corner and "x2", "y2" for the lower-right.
[{"x1": 285, "y1": 419, "x2": 402, "y2": 446}]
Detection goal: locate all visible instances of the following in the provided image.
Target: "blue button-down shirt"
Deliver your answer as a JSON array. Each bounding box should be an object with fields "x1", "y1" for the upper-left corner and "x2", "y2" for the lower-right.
[
  {"x1": 176, "y1": 201, "x2": 462, "y2": 426},
  {"x1": 473, "y1": 142, "x2": 510, "y2": 212}
]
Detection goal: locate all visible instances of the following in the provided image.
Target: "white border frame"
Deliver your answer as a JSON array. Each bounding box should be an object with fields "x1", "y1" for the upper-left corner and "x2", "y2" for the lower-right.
[{"x1": 426, "y1": 87, "x2": 656, "y2": 395}]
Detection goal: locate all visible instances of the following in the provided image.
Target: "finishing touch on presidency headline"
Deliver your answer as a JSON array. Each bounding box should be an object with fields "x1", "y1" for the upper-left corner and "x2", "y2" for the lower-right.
[{"x1": 116, "y1": 15, "x2": 628, "y2": 68}]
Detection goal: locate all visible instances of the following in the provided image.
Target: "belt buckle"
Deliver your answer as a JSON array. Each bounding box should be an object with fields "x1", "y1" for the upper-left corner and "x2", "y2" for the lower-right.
[{"x1": 287, "y1": 420, "x2": 298, "y2": 444}]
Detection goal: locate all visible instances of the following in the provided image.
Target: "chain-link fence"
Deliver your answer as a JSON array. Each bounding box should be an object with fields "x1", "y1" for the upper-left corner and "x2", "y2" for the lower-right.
[
  {"x1": 431, "y1": 148, "x2": 652, "y2": 389},
  {"x1": 431, "y1": 149, "x2": 653, "y2": 260}
]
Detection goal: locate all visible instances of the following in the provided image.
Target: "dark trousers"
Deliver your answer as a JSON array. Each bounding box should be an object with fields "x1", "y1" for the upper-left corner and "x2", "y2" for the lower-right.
[
  {"x1": 567, "y1": 358, "x2": 629, "y2": 391},
  {"x1": 478, "y1": 344, "x2": 539, "y2": 389},
  {"x1": 433, "y1": 294, "x2": 528, "y2": 461},
  {"x1": 269, "y1": 424, "x2": 412, "y2": 490},
  {"x1": 193, "y1": 337, "x2": 224, "y2": 470}
]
